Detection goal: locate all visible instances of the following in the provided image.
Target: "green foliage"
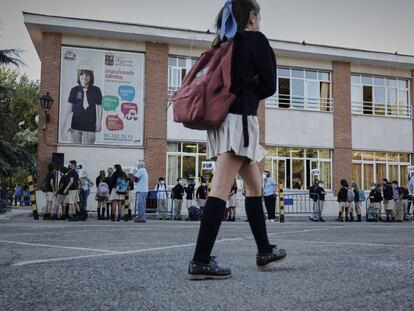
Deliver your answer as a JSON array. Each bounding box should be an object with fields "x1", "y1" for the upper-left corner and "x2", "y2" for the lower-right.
[
  {"x1": 0, "y1": 68, "x2": 40, "y2": 143},
  {"x1": 0, "y1": 49, "x2": 24, "y2": 67},
  {"x1": 0, "y1": 59, "x2": 39, "y2": 178}
]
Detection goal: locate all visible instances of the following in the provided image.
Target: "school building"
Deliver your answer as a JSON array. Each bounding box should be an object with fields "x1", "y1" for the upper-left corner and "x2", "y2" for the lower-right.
[{"x1": 25, "y1": 12, "x2": 414, "y2": 201}]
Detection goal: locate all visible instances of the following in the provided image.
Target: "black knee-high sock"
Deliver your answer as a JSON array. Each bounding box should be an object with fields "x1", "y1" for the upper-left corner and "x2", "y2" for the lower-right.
[
  {"x1": 245, "y1": 196, "x2": 272, "y2": 254},
  {"x1": 192, "y1": 196, "x2": 226, "y2": 264}
]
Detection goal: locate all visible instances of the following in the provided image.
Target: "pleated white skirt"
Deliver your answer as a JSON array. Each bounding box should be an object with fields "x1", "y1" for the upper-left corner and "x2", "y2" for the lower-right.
[{"x1": 207, "y1": 113, "x2": 266, "y2": 164}]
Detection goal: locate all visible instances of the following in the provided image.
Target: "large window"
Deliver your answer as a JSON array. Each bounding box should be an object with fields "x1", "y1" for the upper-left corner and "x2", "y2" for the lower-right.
[
  {"x1": 351, "y1": 74, "x2": 411, "y2": 117},
  {"x1": 352, "y1": 151, "x2": 411, "y2": 190},
  {"x1": 166, "y1": 142, "x2": 207, "y2": 186},
  {"x1": 265, "y1": 147, "x2": 332, "y2": 190},
  {"x1": 168, "y1": 56, "x2": 196, "y2": 100},
  {"x1": 267, "y1": 67, "x2": 333, "y2": 112}
]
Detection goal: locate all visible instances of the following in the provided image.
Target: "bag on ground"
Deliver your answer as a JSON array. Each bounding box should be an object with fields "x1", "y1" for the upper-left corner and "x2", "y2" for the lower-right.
[{"x1": 188, "y1": 205, "x2": 202, "y2": 221}]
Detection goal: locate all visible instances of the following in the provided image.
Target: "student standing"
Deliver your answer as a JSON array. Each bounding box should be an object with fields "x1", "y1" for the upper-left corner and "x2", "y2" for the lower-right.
[
  {"x1": 95, "y1": 170, "x2": 108, "y2": 220},
  {"x1": 337, "y1": 179, "x2": 349, "y2": 222},
  {"x1": 155, "y1": 177, "x2": 168, "y2": 220},
  {"x1": 369, "y1": 183, "x2": 383, "y2": 222},
  {"x1": 227, "y1": 179, "x2": 238, "y2": 221},
  {"x1": 196, "y1": 180, "x2": 208, "y2": 211},
  {"x1": 51, "y1": 167, "x2": 69, "y2": 220},
  {"x1": 262, "y1": 170, "x2": 276, "y2": 222},
  {"x1": 104, "y1": 167, "x2": 114, "y2": 220},
  {"x1": 314, "y1": 180, "x2": 326, "y2": 222},
  {"x1": 64, "y1": 160, "x2": 82, "y2": 221},
  {"x1": 351, "y1": 181, "x2": 362, "y2": 222},
  {"x1": 188, "y1": 0, "x2": 286, "y2": 280},
  {"x1": 43, "y1": 163, "x2": 56, "y2": 220},
  {"x1": 110, "y1": 164, "x2": 127, "y2": 221},
  {"x1": 382, "y1": 178, "x2": 395, "y2": 222},
  {"x1": 172, "y1": 178, "x2": 185, "y2": 220},
  {"x1": 393, "y1": 180, "x2": 404, "y2": 222},
  {"x1": 185, "y1": 177, "x2": 195, "y2": 208}
]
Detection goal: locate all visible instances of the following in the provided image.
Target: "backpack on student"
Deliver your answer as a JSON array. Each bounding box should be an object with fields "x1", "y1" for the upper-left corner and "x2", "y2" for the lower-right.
[
  {"x1": 96, "y1": 182, "x2": 109, "y2": 198},
  {"x1": 171, "y1": 41, "x2": 235, "y2": 130},
  {"x1": 347, "y1": 189, "x2": 355, "y2": 202},
  {"x1": 115, "y1": 177, "x2": 128, "y2": 195},
  {"x1": 359, "y1": 190, "x2": 366, "y2": 202}
]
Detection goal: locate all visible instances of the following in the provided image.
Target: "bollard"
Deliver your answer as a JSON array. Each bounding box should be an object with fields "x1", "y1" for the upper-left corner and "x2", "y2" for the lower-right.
[
  {"x1": 278, "y1": 184, "x2": 284, "y2": 223},
  {"x1": 27, "y1": 175, "x2": 39, "y2": 220},
  {"x1": 124, "y1": 192, "x2": 131, "y2": 221}
]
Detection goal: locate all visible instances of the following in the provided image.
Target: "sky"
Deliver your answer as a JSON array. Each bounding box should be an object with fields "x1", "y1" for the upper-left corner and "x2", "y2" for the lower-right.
[{"x1": 1, "y1": 0, "x2": 414, "y2": 81}]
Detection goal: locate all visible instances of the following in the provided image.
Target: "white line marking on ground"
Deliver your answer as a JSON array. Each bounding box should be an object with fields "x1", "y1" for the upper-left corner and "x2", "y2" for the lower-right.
[
  {"x1": 0, "y1": 240, "x2": 117, "y2": 253},
  {"x1": 11, "y1": 236, "x2": 246, "y2": 267},
  {"x1": 276, "y1": 239, "x2": 414, "y2": 248}
]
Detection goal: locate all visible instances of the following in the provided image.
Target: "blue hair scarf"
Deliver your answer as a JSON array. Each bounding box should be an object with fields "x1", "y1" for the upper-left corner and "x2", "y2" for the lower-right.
[{"x1": 219, "y1": 1, "x2": 237, "y2": 41}]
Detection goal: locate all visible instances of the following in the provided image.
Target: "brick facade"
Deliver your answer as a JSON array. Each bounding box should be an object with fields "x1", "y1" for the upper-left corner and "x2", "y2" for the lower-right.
[
  {"x1": 37, "y1": 32, "x2": 61, "y2": 184},
  {"x1": 144, "y1": 42, "x2": 168, "y2": 188},
  {"x1": 332, "y1": 61, "x2": 352, "y2": 193}
]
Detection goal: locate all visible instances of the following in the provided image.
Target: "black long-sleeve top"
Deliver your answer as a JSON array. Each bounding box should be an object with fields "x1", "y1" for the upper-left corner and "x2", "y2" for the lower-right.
[
  {"x1": 369, "y1": 189, "x2": 383, "y2": 203},
  {"x1": 337, "y1": 187, "x2": 348, "y2": 202},
  {"x1": 383, "y1": 184, "x2": 393, "y2": 200},
  {"x1": 196, "y1": 185, "x2": 207, "y2": 200},
  {"x1": 229, "y1": 31, "x2": 276, "y2": 116}
]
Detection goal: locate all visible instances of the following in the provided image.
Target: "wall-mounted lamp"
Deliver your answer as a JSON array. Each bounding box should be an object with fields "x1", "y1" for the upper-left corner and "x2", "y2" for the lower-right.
[{"x1": 39, "y1": 92, "x2": 54, "y2": 130}]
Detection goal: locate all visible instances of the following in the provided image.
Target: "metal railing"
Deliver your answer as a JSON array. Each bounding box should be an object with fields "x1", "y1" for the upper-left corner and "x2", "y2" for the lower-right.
[
  {"x1": 276, "y1": 192, "x2": 319, "y2": 215},
  {"x1": 351, "y1": 101, "x2": 412, "y2": 118},
  {"x1": 266, "y1": 94, "x2": 333, "y2": 112}
]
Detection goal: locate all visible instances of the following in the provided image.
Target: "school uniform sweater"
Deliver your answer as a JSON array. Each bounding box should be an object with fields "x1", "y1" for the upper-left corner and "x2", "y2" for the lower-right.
[{"x1": 227, "y1": 31, "x2": 276, "y2": 146}]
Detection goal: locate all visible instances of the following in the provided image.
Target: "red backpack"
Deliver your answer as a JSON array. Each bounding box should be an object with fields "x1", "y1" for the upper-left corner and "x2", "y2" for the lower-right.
[{"x1": 171, "y1": 41, "x2": 235, "y2": 130}]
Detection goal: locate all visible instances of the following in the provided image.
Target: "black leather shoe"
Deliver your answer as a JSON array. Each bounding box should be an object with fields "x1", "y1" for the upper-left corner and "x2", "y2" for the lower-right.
[
  {"x1": 256, "y1": 245, "x2": 287, "y2": 270},
  {"x1": 187, "y1": 257, "x2": 231, "y2": 280}
]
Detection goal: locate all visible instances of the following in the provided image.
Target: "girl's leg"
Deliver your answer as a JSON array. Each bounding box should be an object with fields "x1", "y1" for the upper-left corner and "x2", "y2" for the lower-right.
[
  {"x1": 111, "y1": 201, "x2": 117, "y2": 221},
  {"x1": 238, "y1": 162, "x2": 272, "y2": 254},
  {"x1": 192, "y1": 152, "x2": 245, "y2": 263}
]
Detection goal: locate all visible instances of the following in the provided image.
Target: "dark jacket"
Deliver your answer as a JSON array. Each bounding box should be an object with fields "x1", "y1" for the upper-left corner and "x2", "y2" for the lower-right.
[
  {"x1": 316, "y1": 186, "x2": 326, "y2": 201},
  {"x1": 196, "y1": 185, "x2": 207, "y2": 200},
  {"x1": 172, "y1": 184, "x2": 185, "y2": 200},
  {"x1": 337, "y1": 187, "x2": 348, "y2": 202},
  {"x1": 383, "y1": 184, "x2": 393, "y2": 201},
  {"x1": 369, "y1": 189, "x2": 383, "y2": 203},
  {"x1": 353, "y1": 189, "x2": 360, "y2": 203},
  {"x1": 185, "y1": 183, "x2": 195, "y2": 200}
]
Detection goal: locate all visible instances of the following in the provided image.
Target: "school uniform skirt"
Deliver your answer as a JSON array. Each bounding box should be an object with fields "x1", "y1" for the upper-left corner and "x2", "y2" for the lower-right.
[
  {"x1": 110, "y1": 189, "x2": 125, "y2": 201},
  {"x1": 207, "y1": 113, "x2": 266, "y2": 164}
]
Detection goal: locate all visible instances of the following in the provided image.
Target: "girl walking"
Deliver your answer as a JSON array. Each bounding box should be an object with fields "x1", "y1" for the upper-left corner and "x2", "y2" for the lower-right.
[{"x1": 188, "y1": 0, "x2": 287, "y2": 281}]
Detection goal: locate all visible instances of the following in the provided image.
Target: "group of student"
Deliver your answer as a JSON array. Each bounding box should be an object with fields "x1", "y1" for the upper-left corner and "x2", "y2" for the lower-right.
[
  {"x1": 42, "y1": 160, "x2": 89, "y2": 221},
  {"x1": 41, "y1": 161, "x2": 139, "y2": 222},
  {"x1": 152, "y1": 176, "x2": 238, "y2": 221},
  {"x1": 336, "y1": 177, "x2": 412, "y2": 222}
]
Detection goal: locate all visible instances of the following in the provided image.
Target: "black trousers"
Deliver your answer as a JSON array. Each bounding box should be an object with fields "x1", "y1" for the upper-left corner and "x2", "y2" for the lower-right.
[{"x1": 264, "y1": 195, "x2": 276, "y2": 220}]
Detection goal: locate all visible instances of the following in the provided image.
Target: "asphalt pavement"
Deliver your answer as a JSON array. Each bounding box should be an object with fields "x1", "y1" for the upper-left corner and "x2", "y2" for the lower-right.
[{"x1": 0, "y1": 210, "x2": 413, "y2": 311}]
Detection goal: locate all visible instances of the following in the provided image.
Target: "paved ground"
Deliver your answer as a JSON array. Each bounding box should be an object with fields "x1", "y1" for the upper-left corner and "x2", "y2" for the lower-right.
[{"x1": 0, "y1": 211, "x2": 413, "y2": 311}]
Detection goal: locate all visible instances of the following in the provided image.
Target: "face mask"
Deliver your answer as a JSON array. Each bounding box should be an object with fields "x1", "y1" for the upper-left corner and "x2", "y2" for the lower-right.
[
  {"x1": 318, "y1": 184, "x2": 323, "y2": 188},
  {"x1": 392, "y1": 184, "x2": 397, "y2": 189},
  {"x1": 178, "y1": 181, "x2": 183, "y2": 185},
  {"x1": 371, "y1": 186, "x2": 375, "y2": 190},
  {"x1": 160, "y1": 181, "x2": 164, "y2": 184},
  {"x1": 263, "y1": 174, "x2": 267, "y2": 179}
]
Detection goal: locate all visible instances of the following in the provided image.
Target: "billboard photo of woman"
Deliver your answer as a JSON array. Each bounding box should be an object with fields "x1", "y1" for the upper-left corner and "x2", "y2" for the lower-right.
[{"x1": 61, "y1": 61, "x2": 103, "y2": 144}]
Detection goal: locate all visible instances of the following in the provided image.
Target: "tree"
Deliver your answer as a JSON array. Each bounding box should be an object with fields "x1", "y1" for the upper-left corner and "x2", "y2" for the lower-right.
[{"x1": 0, "y1": 49, "x2": 38, "y2": 180}]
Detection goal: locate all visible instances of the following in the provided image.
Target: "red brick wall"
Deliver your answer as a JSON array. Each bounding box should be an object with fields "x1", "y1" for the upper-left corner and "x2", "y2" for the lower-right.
[
  {"x1": 332, "y1": 61, "x2": 352, "y2": 193},
  {"x1": 144, "y1": 42, "x2": 168, "y2": 188},
  {"x1": 37, "y1": 32, "x2": 61, "y2": 184}
]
